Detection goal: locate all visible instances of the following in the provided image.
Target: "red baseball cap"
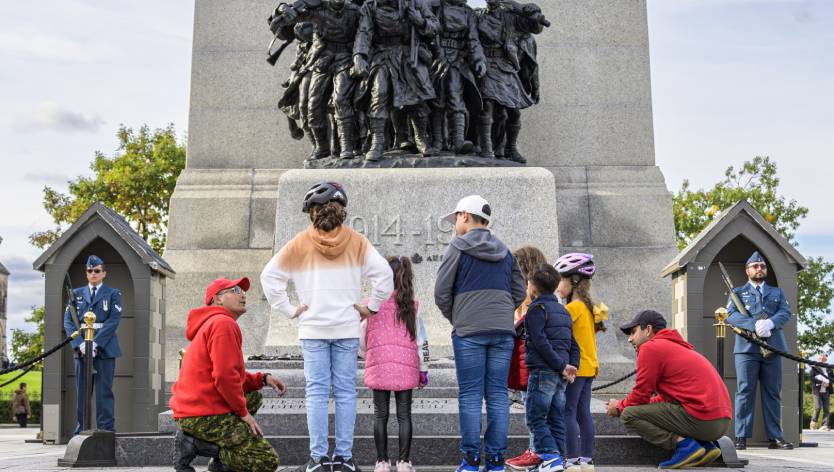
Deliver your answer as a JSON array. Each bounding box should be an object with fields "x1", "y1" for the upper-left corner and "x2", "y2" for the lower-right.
[{"x1": 204, "y1": 277, "x2": 250, "y2": 305}]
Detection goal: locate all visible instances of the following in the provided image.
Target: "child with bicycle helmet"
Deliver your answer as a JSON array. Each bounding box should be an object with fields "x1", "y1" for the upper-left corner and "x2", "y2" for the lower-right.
[{"x1": 554, "y1": 253, "x2": 604, "y2": 472}]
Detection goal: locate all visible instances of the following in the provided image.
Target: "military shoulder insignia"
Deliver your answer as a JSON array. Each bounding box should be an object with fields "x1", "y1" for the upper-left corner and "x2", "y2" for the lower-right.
[{"x1": 115, "y1": 304, "x2": 122, "y2": 312}]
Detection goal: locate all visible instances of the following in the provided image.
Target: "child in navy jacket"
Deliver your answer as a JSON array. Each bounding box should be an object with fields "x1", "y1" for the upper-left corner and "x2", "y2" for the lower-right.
[{"x1": 524, "y1": 264, "x2": 580, "y2": 472}]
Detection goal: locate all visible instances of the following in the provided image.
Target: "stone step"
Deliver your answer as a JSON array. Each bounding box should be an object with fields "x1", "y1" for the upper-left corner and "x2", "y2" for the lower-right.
[
  {"x1": 115, "y1": 434, "x2": 669, "y2": 467},
  {"x1": 158, "y1": 398, "x2": 629, "y2": 436}
]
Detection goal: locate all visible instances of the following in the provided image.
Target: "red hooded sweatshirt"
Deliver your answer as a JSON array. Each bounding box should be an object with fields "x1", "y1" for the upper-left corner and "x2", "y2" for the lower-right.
[
  {"x1": 170, "y1": 306, "x2": 263, "y2": 418},
  {"x1": 618, "y1": 328, "x2": 731, "y2": 421}
]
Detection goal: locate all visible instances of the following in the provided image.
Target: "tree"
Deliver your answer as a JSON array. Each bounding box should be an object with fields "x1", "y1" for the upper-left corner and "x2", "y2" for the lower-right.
[
  {"x1": 29, "y1": 124, "x2": 186, "y2": 253},
  {"x1": 10, "y1": 306, "x2": 45, "y2": 368},
  {"x1": 673, "y1": 156, "x2": 834, "y2": 354}
]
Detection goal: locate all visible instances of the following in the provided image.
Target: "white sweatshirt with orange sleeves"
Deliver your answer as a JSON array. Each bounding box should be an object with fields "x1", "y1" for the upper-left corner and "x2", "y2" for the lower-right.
[{"x1": 260, "y1": 224, "x2": 394, "y2": 340}]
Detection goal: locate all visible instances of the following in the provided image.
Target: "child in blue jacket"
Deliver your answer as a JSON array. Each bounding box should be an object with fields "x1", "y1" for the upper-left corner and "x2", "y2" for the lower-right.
[{"x1": 524, "y1": 264, "x2": 580, "y2": 472}]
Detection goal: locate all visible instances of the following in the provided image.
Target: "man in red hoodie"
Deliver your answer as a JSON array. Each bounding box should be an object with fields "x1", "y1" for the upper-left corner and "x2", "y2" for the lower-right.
[
  {"x1": 605, "y1": 310, "x2": 731, "y2": 469},
  {"x1": 170, "y1": 277, "x2": 287, "y2": 472}
]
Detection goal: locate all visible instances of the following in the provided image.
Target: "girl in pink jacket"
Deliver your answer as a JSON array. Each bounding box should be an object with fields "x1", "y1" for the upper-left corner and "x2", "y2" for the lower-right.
[{"x1": 361, "y1": 256, "x2": 430, "y2": 472}]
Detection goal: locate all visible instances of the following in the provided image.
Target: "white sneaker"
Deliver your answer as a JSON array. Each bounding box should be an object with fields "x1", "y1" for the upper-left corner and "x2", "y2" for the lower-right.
[
  {"x1": 579, "y1": 459, "x2": 594, "y2": 472},
  {"x1": 821, "y1": 425, "x2": 831, "y2": 432},
  {"x1": 565, "y1": 458, "x2": 581, "y2": 472},
  {"x1": 374, "y1": 461, "x2": 391, "y2": 472},
  {"x1": 810, "y1": 421, "x2": 818, "y2": 430},
  {"x1": 396, "y1": 461, "x2": 415, "y2": 472}
]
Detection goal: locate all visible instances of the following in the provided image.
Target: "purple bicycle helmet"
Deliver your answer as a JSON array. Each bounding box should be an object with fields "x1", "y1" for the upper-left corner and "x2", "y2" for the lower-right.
[{"x1": 555, "y1": 253, "x2": 596, "y2": 278}]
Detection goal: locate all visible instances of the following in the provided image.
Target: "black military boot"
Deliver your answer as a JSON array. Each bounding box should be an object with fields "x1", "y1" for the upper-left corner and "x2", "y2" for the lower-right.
[
  {"x1": 431, "y1": 109, "x2": 446, "y2": 152},
  {"x1": 504, "y1": 123, "x2": 526, "y2": 163},
  {"x1": 365, "y1": 118, "x2": 387, "y2": 162},
  {"x1": 478, "y1": 121, "x2": 494, "y2": 159},
  {"x1": 411, "y1": 115, "x2": 437, "y2": 157},
  {"x1": 337, "y1": 118, "x2": 356, "y2": 159},
  {"x1": 174, "y1": 430, "x2": 199, "y2": 472},
  {"x1": 451, "y1": 112, "x2": 473, "y2": 154},
  {"x1": 207, "y1": 457, "x2": 233, "y2": 472},
  {"x1": 309, "y1": 125, "x2": 331, "y2": 160},
  {"x1": 392, "y1": 110, "x2": 415, "y2": 152}
]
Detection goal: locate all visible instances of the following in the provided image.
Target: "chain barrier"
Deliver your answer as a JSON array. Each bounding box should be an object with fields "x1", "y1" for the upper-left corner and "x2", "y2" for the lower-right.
[
  {"x1": 0, "y1": 333, "x2": 79, "y2": 377},
  {"x1": 729, "y1": 326, "x2": 834, "y2": 369},
  {"x1": 592, "y1": 369, "x2": 637, "y2": 392}
]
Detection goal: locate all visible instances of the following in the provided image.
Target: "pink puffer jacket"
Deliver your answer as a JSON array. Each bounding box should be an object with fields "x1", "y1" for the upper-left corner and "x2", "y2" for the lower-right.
[{"x1": 364, "y1": 295, "x2": 420, "y2": 391}]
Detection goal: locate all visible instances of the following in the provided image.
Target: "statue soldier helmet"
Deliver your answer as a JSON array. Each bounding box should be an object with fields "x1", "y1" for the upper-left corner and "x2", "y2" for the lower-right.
[{"x1": 303, "y1": 181, "x2": 348, "y2": 213}]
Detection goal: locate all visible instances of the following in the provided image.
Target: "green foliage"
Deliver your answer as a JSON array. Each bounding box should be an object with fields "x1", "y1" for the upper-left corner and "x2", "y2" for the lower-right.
[
  {"x1": 29, "y1": 124, "x2": 186, "y2": 253},
  {"x1": 0, "y1": 370, "x2": 41, "y2": 399},
  {"x1": 9, "y1": 307, "x2": 45, "y2": 369},
  {"x1": 0, "y1": 399, "x2": 41, "y2": 425},
  {"x1": 798, "y1": 257, "x2": 834, "y2": 354},
  {"x1": 673, "y1": 156, "x2": 834, "y2": 355},
  {"x1": 673, "y1": 156, "x2": 808, "y2": 250}
]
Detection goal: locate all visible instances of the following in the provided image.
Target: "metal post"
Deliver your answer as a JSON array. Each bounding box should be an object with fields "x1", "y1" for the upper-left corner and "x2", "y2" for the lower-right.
[
  {"x1": 714, "y1": 307, "x2": 728, "y2": 378},
  {"x1": 798, "y1": 351, "x2": 818, "y2": 447},
  {"x1": 83, "y1": 311, "x2": 96, "y2": 432}
]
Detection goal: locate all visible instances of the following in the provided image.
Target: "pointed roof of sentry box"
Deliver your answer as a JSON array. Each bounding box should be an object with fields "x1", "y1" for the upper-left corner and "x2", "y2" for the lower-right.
[
  {"x1": 661, "y1": 199, "x2": 806, "y2": 277},
  {"x1": 32, "y1": 202, "x2": 175, "y2": 277}
]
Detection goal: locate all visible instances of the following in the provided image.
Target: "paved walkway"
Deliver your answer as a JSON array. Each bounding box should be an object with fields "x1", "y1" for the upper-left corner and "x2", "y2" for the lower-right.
[{"x1": 0, "y1": 427, "x2": 833, "y2": 471}]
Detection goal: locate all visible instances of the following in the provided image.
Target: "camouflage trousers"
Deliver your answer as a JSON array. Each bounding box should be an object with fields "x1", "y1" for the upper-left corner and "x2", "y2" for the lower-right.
[{"x1": 175, "y1": 391, "x2": 279, "y2": 472}]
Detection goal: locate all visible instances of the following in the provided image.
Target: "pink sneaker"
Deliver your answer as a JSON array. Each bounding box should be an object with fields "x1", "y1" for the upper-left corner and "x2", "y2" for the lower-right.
[
  {"x1": 396, "y1": 460, "x2": 415, "y2": 472},
  {"x1": 374, "y1": 461, "x2": 391, "y2": 472}
]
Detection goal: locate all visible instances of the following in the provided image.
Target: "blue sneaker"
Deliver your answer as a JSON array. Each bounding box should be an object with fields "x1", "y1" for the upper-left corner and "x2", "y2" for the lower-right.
[
  {"x1": 658, "y1": 438, "x2": 705, "y2": 469},
  {"x1": 456, "y1": 454, "x2": 480, "y2": 472},
  {"x1": 687, "y1": 440, "x2": 721, "y2": 467},
  {"x1": 537, "y1": 453, "x2": 564, "y2": 472},
  {"x1": 485, "y1": 455, "x2": 505, "y2": 472}
]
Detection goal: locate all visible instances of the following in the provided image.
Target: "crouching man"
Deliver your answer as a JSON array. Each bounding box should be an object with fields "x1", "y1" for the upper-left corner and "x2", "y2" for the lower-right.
[
  {"x1": 170, "y1": 277, "x2": 286, "y2": 472},
  {"x1": 605, "y1": 310, "x2": 732, "y2": 469}
]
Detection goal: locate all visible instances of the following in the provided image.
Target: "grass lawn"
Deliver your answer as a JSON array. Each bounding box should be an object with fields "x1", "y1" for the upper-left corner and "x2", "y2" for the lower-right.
[{"x1": 0, "y1": 370, "x2": 42, "y2": 400}]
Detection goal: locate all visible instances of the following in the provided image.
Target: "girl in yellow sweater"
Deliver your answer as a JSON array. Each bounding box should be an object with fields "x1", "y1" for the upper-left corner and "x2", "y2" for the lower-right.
[{"x1": 555, "y1": 253, "x2": 606, "y2": 472}]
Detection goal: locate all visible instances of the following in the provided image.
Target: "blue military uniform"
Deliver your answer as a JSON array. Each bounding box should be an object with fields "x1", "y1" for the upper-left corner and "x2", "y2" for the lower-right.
[
  {"x1": 63, "y1": 255, "x2": 122, "y2": 434},
  {"x1": 726, "y1": 251, "x2": 791, "y2": 441}
]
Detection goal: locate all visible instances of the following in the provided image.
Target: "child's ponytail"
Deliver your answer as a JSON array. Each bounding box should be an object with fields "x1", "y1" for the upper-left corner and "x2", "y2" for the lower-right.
[{"x1": 388, "y1": 256, "x2": 417, "y2": 340}]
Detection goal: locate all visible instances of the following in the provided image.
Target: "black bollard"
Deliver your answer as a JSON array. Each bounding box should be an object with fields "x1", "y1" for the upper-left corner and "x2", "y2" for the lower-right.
[
  {"x1": 83, "y1": 311, "x2": 95, "y2": 431},
  {"x1": 798, "y1": 354, "x2": 818, "y2": 447},
  {"x1": 714, "y1": 308, "x2": 728, "y2": 378}
]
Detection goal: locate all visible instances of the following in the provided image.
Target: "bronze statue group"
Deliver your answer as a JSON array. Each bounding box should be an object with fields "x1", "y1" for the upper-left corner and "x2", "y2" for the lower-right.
[{"x1": 269, "y1": 0, "x2": 548, "y2": 163}]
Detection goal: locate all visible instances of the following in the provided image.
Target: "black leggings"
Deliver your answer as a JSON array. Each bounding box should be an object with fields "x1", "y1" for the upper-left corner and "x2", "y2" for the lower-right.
[{"x1": 373, "y1": 389, "x2": 413, "y2": 462}]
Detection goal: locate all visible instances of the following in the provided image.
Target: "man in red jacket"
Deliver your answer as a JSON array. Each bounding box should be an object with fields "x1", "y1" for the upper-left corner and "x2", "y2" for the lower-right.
[
  {"x1": 170, "y1": 277, "x2": 287, "y2": 472},
  {"x1": 605, "y1": 310, "x2": 731, "y2": 469}
]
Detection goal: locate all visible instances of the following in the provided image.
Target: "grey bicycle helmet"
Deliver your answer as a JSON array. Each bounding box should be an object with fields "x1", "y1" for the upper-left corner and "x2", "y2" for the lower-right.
[{"x1": 302, "y1": 181, "x2": 348, "y2": 213}]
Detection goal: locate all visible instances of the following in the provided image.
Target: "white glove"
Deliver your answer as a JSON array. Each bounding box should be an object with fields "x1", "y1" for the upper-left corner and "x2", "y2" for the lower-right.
[
  {"x1": 79, "y1": 343, "x2": 86, "y2": 355},
  {"x1": 755, "y1": 319, "x2": 774, "y2": 337},
  {"x1": 92, "y1": 342, "x2": 98, "y2": 358}
]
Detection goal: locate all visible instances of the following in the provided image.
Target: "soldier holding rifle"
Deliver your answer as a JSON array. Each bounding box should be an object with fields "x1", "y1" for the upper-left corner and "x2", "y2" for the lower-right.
[
  {"x1": 270, "y1": 0, "x2": 363, "y2": 161},
  {"x1": 724, "y1": 251, "x2": 793, "y2": 450},
  {"x1": 63, "y1": 255, "x2": 123, "y2": 435}
]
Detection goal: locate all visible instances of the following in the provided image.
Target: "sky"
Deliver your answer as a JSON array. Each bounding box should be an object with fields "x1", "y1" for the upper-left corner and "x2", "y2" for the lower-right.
[{"x1": 0, "y1": 0, "x2": 832, "y2": 342}]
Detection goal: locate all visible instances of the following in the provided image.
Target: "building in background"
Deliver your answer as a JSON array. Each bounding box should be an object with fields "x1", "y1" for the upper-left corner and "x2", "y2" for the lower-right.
[{"x1": 0, "y1": 250, "x2": 8, "y2": 364}]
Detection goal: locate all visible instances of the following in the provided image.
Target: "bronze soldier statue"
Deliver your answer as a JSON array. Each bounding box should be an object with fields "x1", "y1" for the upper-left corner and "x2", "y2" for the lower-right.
[
  {"x1": 270, "y1": 0, "x2": 363, "y2": 160},
  {"x1": 429, "y1": 0, "x2": 486, "y2": 155},
  {"x1": 278, "y1": 23, "x2": 319, "y2": 151},
  {"x1": 353, "y1": 0, "x2": 440, "y2": 161},
  {"x1": 475, "y1": 0, "x2": 547, "y2": 162}
]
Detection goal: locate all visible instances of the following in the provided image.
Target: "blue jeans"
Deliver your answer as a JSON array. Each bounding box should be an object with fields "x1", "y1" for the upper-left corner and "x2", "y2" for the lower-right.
[
  {"x1": 453, "y1": 333, "x2": 514, "y2": 458},
  {"x1": 302, "y1": 338, "x2": 360, "y2": 460},
  {"x1": 525, "y1": 369, "x2": 567, "y2": 455},
  {"x1": 564, "y1": 376, "x2": 594, "y2": 458}
]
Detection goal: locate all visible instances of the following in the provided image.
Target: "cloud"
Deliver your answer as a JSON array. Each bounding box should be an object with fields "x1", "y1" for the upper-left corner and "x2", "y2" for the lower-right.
[
  {"x1": 13, "y1": 101, "x2": 105, "y2": 133},
  {"x1": 2, "y1": 256, "x2": 43, "y2": 283},
  {"x1": 22, "y1": 171, "x2": 71, "y2": 186},
  {"x1": 0, "y1": 30, "x2": 112, "y2": 63}
]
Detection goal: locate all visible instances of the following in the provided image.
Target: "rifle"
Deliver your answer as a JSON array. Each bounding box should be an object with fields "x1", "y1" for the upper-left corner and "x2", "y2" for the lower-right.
[
  {"x1": 718, "y1": 262, "x2": 772, "y2": 357},
  {"x1": 267, "y1": 36, "x2": 295, "y2": 66},
  {"x1": 63, "y1": 273, "x2": 80, "y2": 329},
  {"x1": 402, "y1": 0, "x2": 419, "y2": 69}
]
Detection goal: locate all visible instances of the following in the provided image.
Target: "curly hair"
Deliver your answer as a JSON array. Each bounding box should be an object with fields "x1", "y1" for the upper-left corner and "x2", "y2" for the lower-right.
[
  {"x1": 513, "y1": 245, "x2": 548, "y2": 282},
  {"x1": 310, "y1": 201, "x2": 347, "y2": 231}
]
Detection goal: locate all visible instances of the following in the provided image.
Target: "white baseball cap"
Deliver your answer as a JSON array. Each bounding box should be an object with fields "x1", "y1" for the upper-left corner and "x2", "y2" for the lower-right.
[{"x1": 442, "y1": 195, "x2": 492, "y2": 224}]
